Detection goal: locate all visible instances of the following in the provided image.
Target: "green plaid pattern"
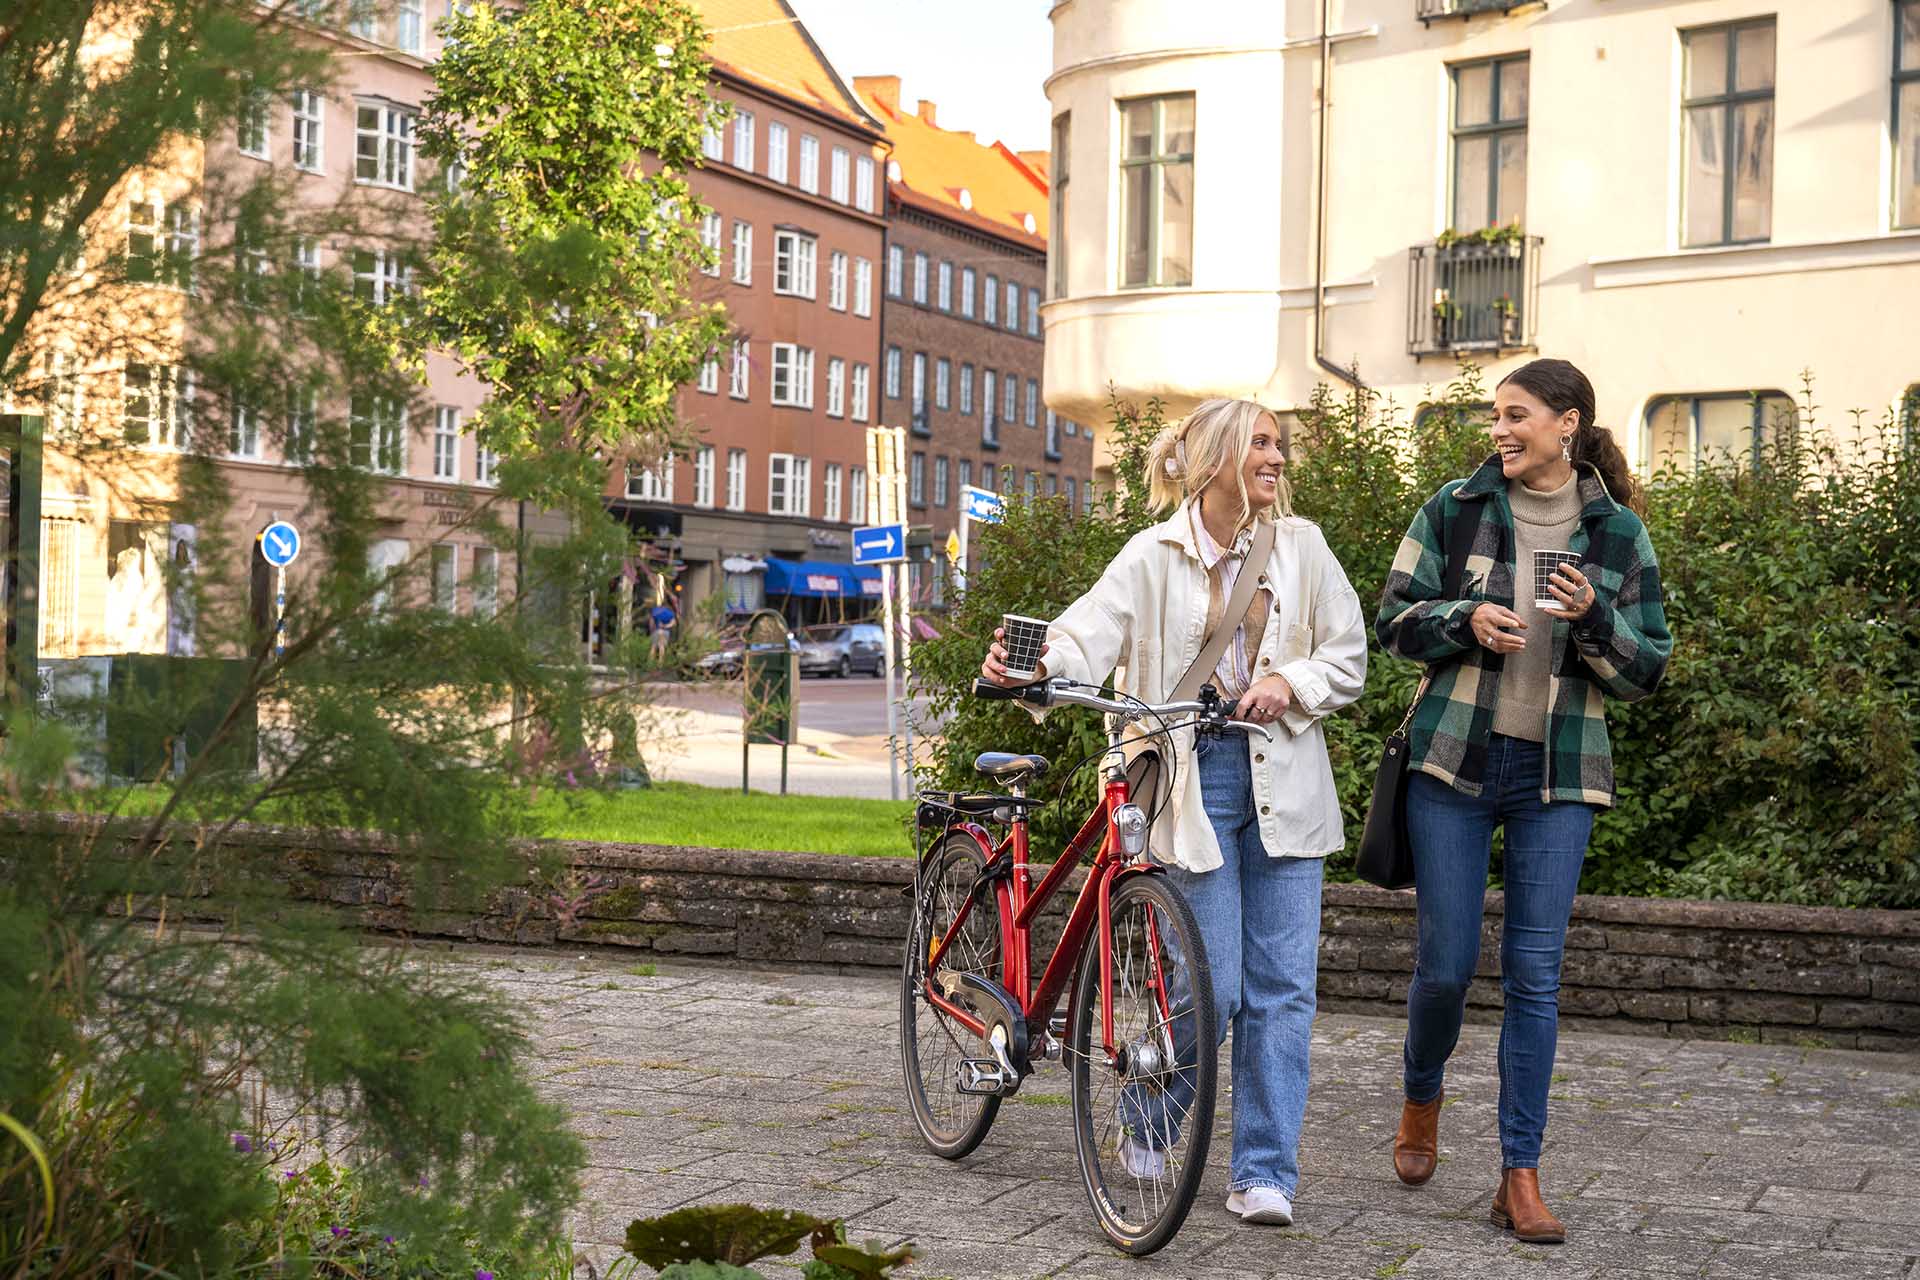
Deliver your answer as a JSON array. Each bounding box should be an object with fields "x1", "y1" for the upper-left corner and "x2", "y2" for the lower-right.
[{"x1": 1374, "y1": 456, "x2": 1672, "y2": 806}]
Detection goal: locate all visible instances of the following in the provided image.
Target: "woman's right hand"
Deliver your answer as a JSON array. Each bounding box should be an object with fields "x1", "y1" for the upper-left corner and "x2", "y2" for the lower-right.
[
  {"x1": 1469, "y1": 603, "x2": 1528, "y2": 655},
  {"x1": 980, "y1": 626, "x2": 1048, "y2": 687}
]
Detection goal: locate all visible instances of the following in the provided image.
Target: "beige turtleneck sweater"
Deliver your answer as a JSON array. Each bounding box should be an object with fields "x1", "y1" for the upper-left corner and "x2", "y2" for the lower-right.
[{"x1": 1494, "y1": 471, "x2": 1581, "y2": 743}]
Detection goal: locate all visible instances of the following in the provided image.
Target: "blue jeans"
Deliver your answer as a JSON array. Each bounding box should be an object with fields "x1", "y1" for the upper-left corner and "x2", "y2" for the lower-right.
[
  {"x1": 1122, "y1": 732, "x2": 1321, "y2": 1196},
  {"x1": 1403, "y1": 733, "x2": 1595, "y2": 1170}
]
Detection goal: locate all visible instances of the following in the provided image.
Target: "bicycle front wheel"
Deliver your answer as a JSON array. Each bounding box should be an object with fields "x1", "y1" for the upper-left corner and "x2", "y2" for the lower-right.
[
  {"x1": 899, "y1": 833, "x2": 1003, "y2": 1159},
  {"x1": 1066, "y1": 871, "x2": 1217, "y2": 1256}
]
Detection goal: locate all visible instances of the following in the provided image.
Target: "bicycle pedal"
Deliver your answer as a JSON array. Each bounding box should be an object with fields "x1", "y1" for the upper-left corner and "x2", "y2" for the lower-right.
[{"x1": 956, "y1": 1057, "x2": 1013, "y2": 1095}]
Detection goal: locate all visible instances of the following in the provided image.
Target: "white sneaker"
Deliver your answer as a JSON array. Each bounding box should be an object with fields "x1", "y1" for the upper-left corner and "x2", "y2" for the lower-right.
[
  {"x1": 1117, "y1": 1134, "x2": 1167, "y2": 1179},
  {"x1": 1226, "y1": 1186, "x2": 1294, "y2": 1226}
]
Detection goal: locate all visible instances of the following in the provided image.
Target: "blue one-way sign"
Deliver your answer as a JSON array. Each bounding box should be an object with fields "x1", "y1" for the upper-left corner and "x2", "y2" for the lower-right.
[
  {"x1": 961, "y1": 485, "x2": 1004, "y2": 525},
  {"x1": 259, "y1": 520, "x2": 301, "y2": 568},
  {"x1": 851, "y1": 523, "x2": 908, "y2": 565}
]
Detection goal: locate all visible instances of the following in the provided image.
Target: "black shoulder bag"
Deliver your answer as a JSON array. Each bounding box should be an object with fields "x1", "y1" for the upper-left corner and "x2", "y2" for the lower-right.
[{"x1": 1355, "y1": 499, "x2": 1482, "y2": 890}]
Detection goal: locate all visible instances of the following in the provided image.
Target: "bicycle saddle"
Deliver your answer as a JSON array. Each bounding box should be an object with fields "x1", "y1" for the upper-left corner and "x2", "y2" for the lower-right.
[{"x1": 973, "y1": 751, "x2": 1050, "y2": 780}]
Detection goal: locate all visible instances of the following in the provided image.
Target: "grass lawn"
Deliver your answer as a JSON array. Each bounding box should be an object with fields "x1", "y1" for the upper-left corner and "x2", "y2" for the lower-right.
[{"x1": 530, "y1": 782, "x2": 914, "y2": 857}]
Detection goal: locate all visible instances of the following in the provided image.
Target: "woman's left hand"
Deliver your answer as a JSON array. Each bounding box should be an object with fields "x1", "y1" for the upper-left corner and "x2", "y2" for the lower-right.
[
  {"x1": 1542, "y1": 564, "x2": 1598, "y2": 621},
  {"x1": 1234, "y1": 674, "x2": 1294, "y2": 724}
]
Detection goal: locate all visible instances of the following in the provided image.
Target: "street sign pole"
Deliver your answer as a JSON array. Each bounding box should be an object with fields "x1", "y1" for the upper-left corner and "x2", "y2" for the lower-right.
[
  {"x1": 865, "y1": 429, "x2": 899, "y2": 801},
  {"x1": 256, "y1": 521, "x2": 301, "y2": 659},
  {"x1": 892, "y1": 427, "x2": 914, "y2": 789}
]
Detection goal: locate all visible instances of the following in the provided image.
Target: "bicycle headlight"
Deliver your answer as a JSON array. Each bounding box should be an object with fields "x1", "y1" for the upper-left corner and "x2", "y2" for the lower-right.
[{"x1": 1113, "y1": 803, "x2": 1149, "y2": 857}]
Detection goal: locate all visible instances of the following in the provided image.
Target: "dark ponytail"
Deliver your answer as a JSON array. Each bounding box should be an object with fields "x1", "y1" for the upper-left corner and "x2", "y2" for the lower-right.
[{"x1": 1498, "y1": 358, "x2": 1642, "y2": 515}]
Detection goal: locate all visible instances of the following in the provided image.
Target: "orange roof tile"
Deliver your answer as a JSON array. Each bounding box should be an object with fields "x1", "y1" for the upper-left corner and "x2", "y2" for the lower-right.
[
  {"x1": 692, "y1": 0, "x2": 880, "y2": 136},
  {"x1": 852, "y1": 76, "x2": 1049, "y2": 250}
]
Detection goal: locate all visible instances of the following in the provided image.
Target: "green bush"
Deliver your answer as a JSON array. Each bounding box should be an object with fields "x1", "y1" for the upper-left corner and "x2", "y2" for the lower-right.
[{"x1": 915, "y1": 370, "x2": 1920, "y2": 909}]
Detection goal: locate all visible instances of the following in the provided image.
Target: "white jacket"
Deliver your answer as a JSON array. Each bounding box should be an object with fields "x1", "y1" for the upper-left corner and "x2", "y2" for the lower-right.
[{"x1": 1039, "y1": 502, "x2": 1368, "y2": 872}]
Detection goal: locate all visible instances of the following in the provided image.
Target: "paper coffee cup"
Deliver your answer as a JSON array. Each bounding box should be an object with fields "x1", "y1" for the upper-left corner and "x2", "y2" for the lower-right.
[
  {"x1": 1533, "y1": 551, "x2": 1584, "y2": 610},
  {"x1": 1001, "y1": 613, "x2": 1050, "y2": 681}
]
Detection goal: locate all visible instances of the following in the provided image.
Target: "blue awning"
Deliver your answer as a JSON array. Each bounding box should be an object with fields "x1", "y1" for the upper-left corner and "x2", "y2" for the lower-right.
[{"x1": 763, "y1": 557, "x2": 884, "y2": 599}]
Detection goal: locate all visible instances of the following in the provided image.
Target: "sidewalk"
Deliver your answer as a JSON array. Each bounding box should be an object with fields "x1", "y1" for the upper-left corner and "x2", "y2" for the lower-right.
[
  {"x1": 474, "y1": 950, "x2": 1920, "y2": 1280},
  {"x1": 638, "y1": 697, "x2": 935, "y2": 799}
]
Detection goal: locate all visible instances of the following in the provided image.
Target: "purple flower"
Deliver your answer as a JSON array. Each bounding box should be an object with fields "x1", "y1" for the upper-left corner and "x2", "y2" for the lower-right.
[
  {"x1": 231, "y1": 1133, "x2": 253, "y2": 1154},
  {"x1": 476, "y1": 1271, "x2": 494, "y2": 1280},
  {"x1": 384, "y1": 1235, "x2": 396, "y2": 1245},
  {"x1": 417, "y1": 1173, "x2": 430, "y2": 1189},
  {"x1": 330, "y1": 1225, "x2": 350, "y2": 1239},
  {"x1": 284, "y1": 1170, "x2": 298, "y2": 1180}
]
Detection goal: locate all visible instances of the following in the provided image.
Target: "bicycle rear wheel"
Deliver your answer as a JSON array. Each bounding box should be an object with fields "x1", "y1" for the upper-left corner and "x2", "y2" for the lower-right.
[
  {"x1": 899, "y1": 833, "x2": 1003, "y2": 1159},
  {"x1": 1066, "y1": 871, "x2": 1217, "y2": 1255}
]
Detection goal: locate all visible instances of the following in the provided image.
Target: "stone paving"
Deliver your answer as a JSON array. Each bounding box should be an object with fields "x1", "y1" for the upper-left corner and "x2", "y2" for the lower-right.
[{"x1": 476, "y1": 948, "x2": 1920, "y2": 1280}]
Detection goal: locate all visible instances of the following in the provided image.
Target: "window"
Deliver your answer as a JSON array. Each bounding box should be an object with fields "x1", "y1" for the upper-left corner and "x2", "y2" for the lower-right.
[
  {"x1": 236, "y1": 232, "x2": 270, "y2": 308},
  {"x1": 938, "y1": 261, "x2": 953, "y2": 310},
  {"x1": 826, "y1": 357, "x2": 846, "y2": 417},
  {"x1": 909, "y1": 451, "x2": 927, "y2": 507},
  {"x1": 731, "y1": 220, "x2": 752, "y2": 284},
  {"x1": 349, "y1": 394, "x2": 404, "y2": 473},
  {"x1": 702, "y1": 111, "x2": 724, "y2": 161},
  {"x1": 911, "y1": 352, "x2": 927, "y2": 425},
  {"x1": 1645, "y1": 390, "x2": 1796, "y2": 468},
  {"x1": 127, "y1": 199, "x2": 197, "y2": 290},
  {"x1": 830, "y1": 146, "x2": 850, "y2": 203},
  {"x1": 1003, "y1": 372, "x2": 1018, "y2": 425},
  {"x1": 1046, "y1": 409, "x2": 1060, "y2": 458},
  {"x1": 851, "y1": 363, "x2": 871, "y2": 421},
  {"x1": 1682, "y1": 19, "x2": 1776, "y2": 247},
  {"x1": 348, "y1": 5, "x2": 374, "y2": 38},
  {"x1": 855, "y1": 155, "x2": 876, "y2": 211},
  {"x1": 829, "y1": 250, "x2": 848, "y2": 309},
  {"x1": 798, "y1": 134, "x2": 820, "y2": 193},
  {"x1": 287, "y1": 385, "x2": 316, "y2": 463},
  {"x1": 697, "y1": 352, "x2": 720, "y2": 394},
  {"x1": 912, "y1": 252, "x2": 929, "y2": 304},
  {"x1": 1027, "y1": 287, "x2": 1042, "y2": 336},
  {"x1": 430, "y1": 544, "x2": 456, "y2": 611},
  {"x1": 41, "y1": 352, "x2": 79, "y2": 439},
  {"x1": 1026, "y1": 379, "x2": 1039, "y2": 427},
  {"x1": 850, "y1": 465, "x2": 867, "y2": 524},
  {"x1": 726, "y1": 448, "x2": 747, "y2": 510},
  {"x1": 1025, "y1": 469, "x2": 1039, "y2": 497},
  {"x1": 1005, "y1": 280, "x2": 1019, "y2": 331},
  {"x1": 824, "y1": 463, "x2": 843, "y2": 522},
  {"x1": 767, "y1": 121, "x2": 788, "y2": 183},
  {"x1": 433, "y1": 406, "x2": 459, "y2": 479},
  {"x1": 729, "y1": 339, "x2": 749, "y2": 398},
  {"x1": 228, "y1": 402, "x2": 260, "y2": 458},
  {"x1": 1048, "y1": 474, "x2": 1059, "y2": 498},
  {"x1": 983, "y1": 370, "x2": 998, "y2": 444},
  {"x1": 770, "y1": 343, "x2": 814, "y2": 407},
  {"x1": 353, "y1": 248, "x2": 409, "y2": 304},
  {"x1": 853, "y1": 257, "x2": 873, "y2": 316},
  {"x1": 1064, "y1": 475, "x2": 1077, "y2": 511},
  {"x1": 627, "y1": 458, "x2": 674, "y2": 502},
  {"x1": 1904, "y1": 383, "x2": 1920, "y2": 446},
  {"x1": 238, "y1": 87, "x2": 270, "y2": 158},
  {"x1": 1119, "y1": 93, "x2": 1195, "y2": 287},
  {"x1": 959, "y1": 459, "x2": 973, "y2": 492},
  {"x1": 396, "y1": 0, "x2": 423, "y2": 52},
  {"x1": 473, "y1": 547, "x2": 498, "y2": 618},
  {"x1": 476, "y1": 444, "x2": 497, "y2": 486},
  {"x1": 887, "y1": 244, "x2": 904, "y2": 296},
  {"x1": 934, "y1": 456, "x2": 950, "y2": 507},
  {"x1": 935, "y1": 358, "x2": 951, "y2": 410},
  {"x1": 769, "y1": 453, "x2": 811, "y2": 516},
  {"x1": 1050, "y1": 112, "x2": 1070, "y2": 296},
  {"x1": 959, "y1": 363, "x2": 974, "y2": 415},
  {"x1": 701, "y1": 211, "x2": 722, "y2": 276},
  {"x1": 732, "y1": 109, "x2": 755, "y2": 171},
  {"x1": 960, "y1": 266, "x2": 976, "y2": 317},
  {"x1": 125, "y1": 363, "x2": 188, "y2": 448},
  {"x1": 773, "y1": 229, "x2": 817, "y2": 297},
  {"x1": 885, "y1": 345, "x2": 903, "y2": 398},
  {"x1": 292, "y1": 89, "x2": 325, "y2": 171},
  {"x1": 982, "y1": 460, "x2": 999, "y2": 491},
  {"x1": 1449, "y1": 55, "x2": 1529, "y2": 232},
  {"x1": 355, "y1": 102, "x2": 416, "y2": 189},
  {"x1": 1895, "y1": 0, "x2": 1920, "y2": 227},
  {"x1": 692, "y1": 445, "x2": 715, "y2": 508},
  {"x1": 1084, "y1": 479, "x2": 1096, "y2": 515},
  {"x1": 984, "y1": 274, "x2": 998, "y2": 325}
]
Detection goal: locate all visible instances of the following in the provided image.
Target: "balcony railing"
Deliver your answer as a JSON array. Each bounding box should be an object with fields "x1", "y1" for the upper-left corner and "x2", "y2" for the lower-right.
[
  {"x1": 1416, "y1": 0, "x2": 1544, "y2": 23},
  {"x1": 1407, "y1": 235, "x2": 1542, "y2": 359}
]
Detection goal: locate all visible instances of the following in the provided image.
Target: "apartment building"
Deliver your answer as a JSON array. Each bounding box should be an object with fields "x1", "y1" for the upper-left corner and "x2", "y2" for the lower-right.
[
  {"x1": 853, "y1": 75, "x2": 1096, "y2": 609},
  {"x1": 614, "y1": 0, "x2": 889, "y2": 628},
  {"x1": 1044, "y1": 0, "x2": 1920, "y2": 472}
]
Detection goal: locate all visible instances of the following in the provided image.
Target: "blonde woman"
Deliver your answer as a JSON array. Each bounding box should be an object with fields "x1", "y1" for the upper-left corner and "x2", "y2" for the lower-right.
[{"x1": 981, "y1": 399, "x2": 1367, "y2": 1225}]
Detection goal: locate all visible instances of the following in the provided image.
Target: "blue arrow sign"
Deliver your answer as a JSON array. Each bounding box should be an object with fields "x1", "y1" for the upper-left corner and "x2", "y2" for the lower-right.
[
  {"x1": 851, "y1": 522, "x2": 908, "y2": 565},
  {"x1": 259, "y1": 520, "x2": 301, "y2": 568},
  {"x1": 961, "y1": 486, "x2": 1004, "y2": 525}
]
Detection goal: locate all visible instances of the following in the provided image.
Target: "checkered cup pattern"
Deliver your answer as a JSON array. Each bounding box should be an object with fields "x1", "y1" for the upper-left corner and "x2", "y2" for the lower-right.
[
  {"x1": 1000, "y1": 613, "x2": 1050, "y2": 682},
  {"x1": 1533, "y1": 550, "x2": 1585, "y2": 610}
]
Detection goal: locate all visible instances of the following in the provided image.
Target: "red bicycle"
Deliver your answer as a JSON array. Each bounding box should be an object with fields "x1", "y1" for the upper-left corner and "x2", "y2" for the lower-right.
[{"x1": 899, "y1": 677, "x2": 1271, "y2": 1255}]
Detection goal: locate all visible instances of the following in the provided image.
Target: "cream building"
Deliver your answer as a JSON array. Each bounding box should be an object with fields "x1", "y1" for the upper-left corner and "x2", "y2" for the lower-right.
[{"x1": 1043, "y1": 0, "x2": 1920, "y2": 471}]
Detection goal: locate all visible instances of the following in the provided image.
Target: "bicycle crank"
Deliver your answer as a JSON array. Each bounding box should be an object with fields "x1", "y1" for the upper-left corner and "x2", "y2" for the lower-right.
[{"x1": 945, "y1": 971, "x2": 1030, "y2": 1097}]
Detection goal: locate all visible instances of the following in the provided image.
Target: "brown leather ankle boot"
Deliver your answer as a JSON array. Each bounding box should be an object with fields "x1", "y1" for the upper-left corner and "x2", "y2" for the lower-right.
[
  {"x1": 1490, "y1": 1167, "x2": 1566, "y2": 1243},
  {"x1": 1392, "y1": 1091, "x2": 1443, "y2": 1185}
]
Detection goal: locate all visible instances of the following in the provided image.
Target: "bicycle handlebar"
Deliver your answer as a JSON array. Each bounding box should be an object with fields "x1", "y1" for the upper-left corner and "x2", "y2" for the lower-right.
[{"x1": 970, "y1": 677, "x2": 1273, "y2": 742}]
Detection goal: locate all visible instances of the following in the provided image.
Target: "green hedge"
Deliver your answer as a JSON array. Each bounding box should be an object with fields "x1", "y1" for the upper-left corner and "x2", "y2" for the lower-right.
[{"x1": 911, "y1": 371, "x2": 1920, "y2": 909}]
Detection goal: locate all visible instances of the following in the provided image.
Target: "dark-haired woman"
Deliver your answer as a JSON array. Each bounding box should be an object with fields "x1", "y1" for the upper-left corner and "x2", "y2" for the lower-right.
[{"x1": 1374, "y1": 358, "x2": 1670, "y2": 1243}]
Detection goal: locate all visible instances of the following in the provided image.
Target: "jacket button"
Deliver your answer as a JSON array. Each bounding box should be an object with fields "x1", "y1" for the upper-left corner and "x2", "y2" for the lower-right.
[
  {"x1": 1255, "y1": 753, "x2": 1265, "y2": 764},
  {"x1": 1260, "y1": 656, "x2": 1272, "y2": 667},
  {"x1": 1260, "y1": 804, "x2": 1271, "y2": 815}
]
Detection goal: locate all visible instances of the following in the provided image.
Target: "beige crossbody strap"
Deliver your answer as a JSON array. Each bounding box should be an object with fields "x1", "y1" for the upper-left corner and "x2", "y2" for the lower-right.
[{"x1": 1171, "y1": 517, "x2": 1279, "y2": 702}]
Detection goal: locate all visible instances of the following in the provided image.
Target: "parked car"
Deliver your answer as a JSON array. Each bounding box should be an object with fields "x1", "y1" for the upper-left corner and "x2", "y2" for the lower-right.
[
  {"x1": 690, "y1": 629, "x2": 793, "y2": 680},
  {"x1": 797, "y1": 623, "x2": 885, "y2": 678}
]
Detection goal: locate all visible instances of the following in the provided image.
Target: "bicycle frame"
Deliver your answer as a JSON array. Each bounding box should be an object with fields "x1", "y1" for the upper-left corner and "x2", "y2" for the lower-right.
[{"x1": 921, "y1": 768, "x2": 1164, "y2": 1066}]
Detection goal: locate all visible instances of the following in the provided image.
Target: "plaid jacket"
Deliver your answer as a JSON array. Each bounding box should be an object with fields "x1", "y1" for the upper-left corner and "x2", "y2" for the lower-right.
[{"x1": 1374, "y1": 456, "x2": 1671, "y2": 806}]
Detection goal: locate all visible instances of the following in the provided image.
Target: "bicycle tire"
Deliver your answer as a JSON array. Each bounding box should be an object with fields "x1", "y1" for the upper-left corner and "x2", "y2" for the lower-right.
[
  {"x1": 899, "y1": 833, "x2": 1004, "y2": 1159},
  {"x1": 1066, "y1": 871, "x2": 1217, "y2": 1255}
]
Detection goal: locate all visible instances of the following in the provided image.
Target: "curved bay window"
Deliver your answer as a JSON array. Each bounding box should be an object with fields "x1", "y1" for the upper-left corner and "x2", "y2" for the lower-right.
[{"x1": 1118, "y1": 94, "x2": 1194, "y2": 288}]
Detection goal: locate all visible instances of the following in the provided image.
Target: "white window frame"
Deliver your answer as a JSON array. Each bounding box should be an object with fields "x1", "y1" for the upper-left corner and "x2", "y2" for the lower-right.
[
  {"x1": 1003, "y1": 371, "x2": 1018, "y2": 423},
  {"x1": 828, "y1": 250, "x2": 848, "y2": 310},
  {"x1": 911, "y1": 351, "x2": 927, "y2": 419},
  {"x1": 731, "y1": 220, "x2": 752, "y2": 284},
  {"x1": 396, "y1": 0, "x2": 423, "y2": 52},
  {"x1": 770, "y1": 343, "x2": 815, "y2": 408},
  {"x1": 127, "y1": 198, "x2": 199, "y2": 291},
  {"x1": 884, "y1": 345, "x2": 902, "y2": 399},
  {"x1": 853, "y1": 257, "x2": 873, "y2": 316},
  {"x1": 798, "y1": 134, "x2": 820, "y2": 193},
  {"x1": 830, "y1": 146, "x2": 851, "y2": 203},
  {"x1": 855, "y1": 155, "x2": 876, "y2": 211},
  {"x1": 984, "y1": 274, "x2": 999, "y2": 325},
  {"x1": 938, "y1": 261, "x2": 952, "y2": 310},
  {"x1": 766, "y1": 121, "x2": 789, "y2": 183},
  {"x1": 473, "y1": 547, "x2": 499, "y2": 618},
  {"x1": 627, "y1": 459, "x2": 675, "y2": 502},
  {"x1": 702, "y1": 111, "x2": 725, "y2": 161},
  {"x1": 729, "y1": 339, "x2": 750, "y2": 399},
  {"x1": 824, "y1": 463, "x2": 843, "y2": 523},
  {"x1": 935, "y1": 357, "x2": 951, "y2": 410},
  {"x1": 349, "y1": 393, "x2": 405, "y2": 474},
  {"x1": 476, "y1": 444, "x2": 497, "y2": 486},
  {"x1": 354, "y1": 101, "x2": 416, "y2": 191},
  {"x1": 292, "y1": 89, "x2": 325, "y2": 172},
  {"x1": 431, "y1": 543, "x2": 457, "y2": 612},
  {"x1": 773, "y1": 229, "x2": 817, "y2": 298},
  {"x1": 983, "y1": 370, "x2": 998, "y2": 445},
  {"x1": 726, "y1": 448, "x2": 747, "y2": 511},
  {"x1": 693, "y1": 445, "x2": 715, "y2": 508},
  {"x1": 732, "y1": 109, "x2": 755, "y2": 171},
  {"x1": 353, "y1": 247, "x2": 409, "y2": 305},
  {"x1": 238, "y1": 87, "x2": 271, "y2": 159},
  {"x1": 768, "y1": 453, "x2": 811, "y2": 517},
  {"x1": 1006, "y1": 280, "x2": 1020, "y2": 331},
  {"x1": 698, "y1": 353, "x2": 720, "y2": 395},
  {"x1": 960, "y1": 267, "x2": 976, "y2": 318},
  {"x1": 935, "y1": 455, "x2": 951, "y2": 507},
  {"x1": 912, "y1": 252, "x2": 928, "y2": 304},
  {"x1": 886, "y1": 244, "x2": 904, "y2": 297},
  {"x1": 851, "y1": 363, "x2": 871, "y2": 422},
  {"x1": 849, "y1": 465, "x2": 868, "y2": 524},
  {"x1": 286, "y1": 384, "x2": 316, "y2": 464},
  {"x1": 909, "y1": 451, "x2": 926, "y2": 507},
  {"x1": 433, "y1": 405, "x2": 460, "y2": 479},
  {"x1": 1027, "y1": 287, "x2": 1042, "y2": 336},
  {"x1": 826, "y1": 357, "x2": 846, "y2": 418},
  {"x1": 701, "y1": 211, "x2": 723, "y2": 276},
  {"x1": 1026, "y1": 378, "x2": 1039, "y2": 427},
  {"x1": 959, "y1": 363, "x2": 974, "y2": 415},
  {"x1": 124, "y1": 363, "x2": 190, "y2": 449},
  {"x1": 229, "y1": 401, "x2": 260, "y2": 459}
]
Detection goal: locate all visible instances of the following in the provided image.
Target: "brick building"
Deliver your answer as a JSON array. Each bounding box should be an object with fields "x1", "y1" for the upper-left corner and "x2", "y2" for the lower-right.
[{"x1": 851, "y1": 76, "x2": 1096, "y2": 610}]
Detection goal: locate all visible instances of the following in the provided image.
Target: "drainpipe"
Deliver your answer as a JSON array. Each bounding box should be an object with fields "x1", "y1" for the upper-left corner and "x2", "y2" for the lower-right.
[{"x1": 1312, "y1": 0, "x2": 1367, "y2": 391}]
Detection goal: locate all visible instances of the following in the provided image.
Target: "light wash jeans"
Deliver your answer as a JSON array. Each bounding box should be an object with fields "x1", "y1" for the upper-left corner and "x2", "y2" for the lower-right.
[
  {"x1": 1403, "y1": 733, "x2": 1595, "y2": 1169},
  {"x1": 1119, "y1": 731, "x2": 1322, "y2": 1196}
]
